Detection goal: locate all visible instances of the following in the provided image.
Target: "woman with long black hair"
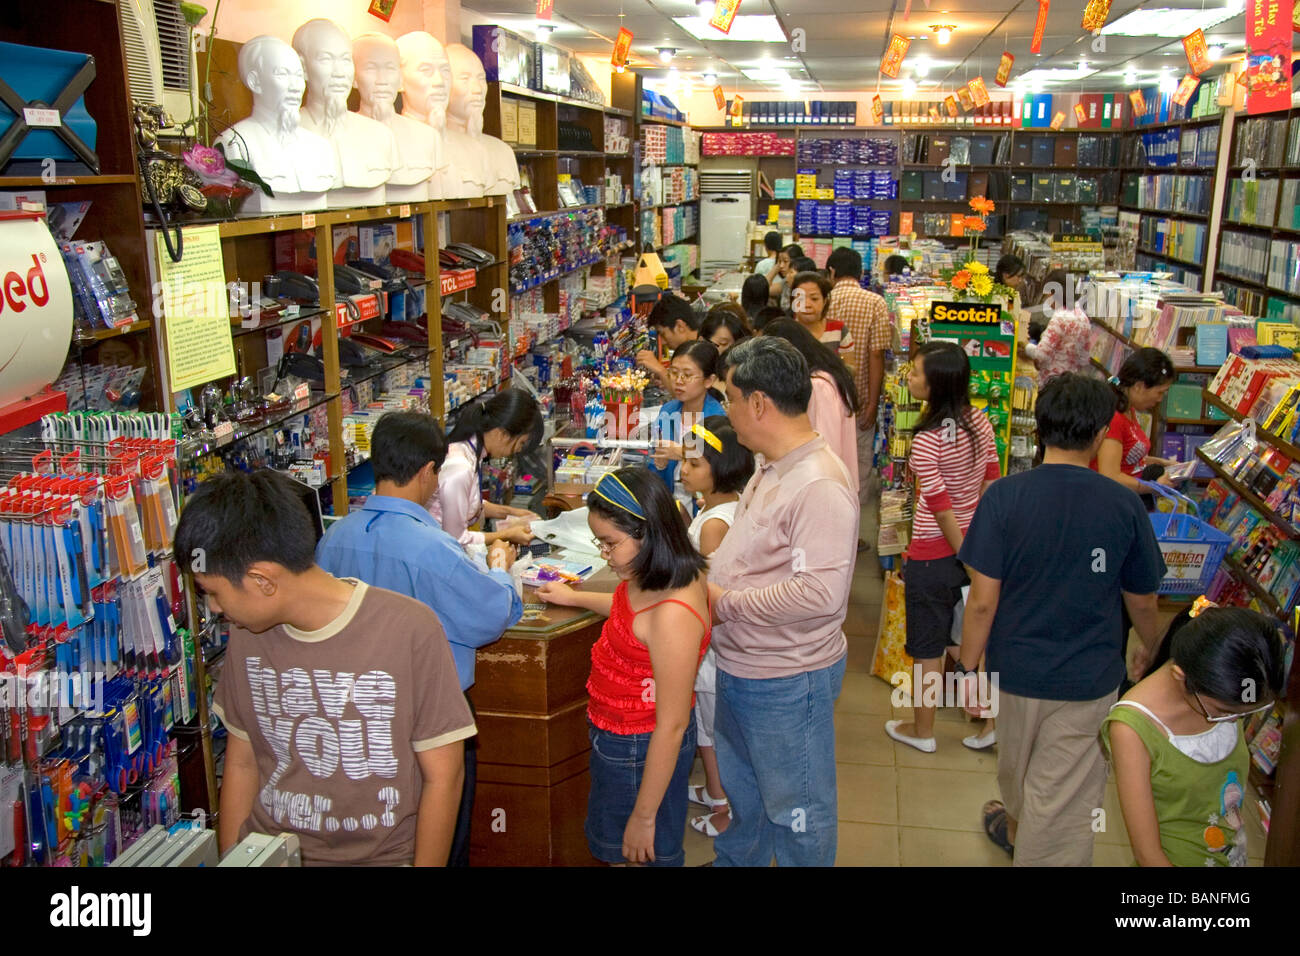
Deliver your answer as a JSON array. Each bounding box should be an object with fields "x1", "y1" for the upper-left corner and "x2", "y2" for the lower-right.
[
  {"x1": 431, "y1": 389, "x2": 545, "y2": 549},
  {"x1": 761, "y1": 318, "x2": 860, "y2": 494},
  {"x1": 884, "y1": 341, "x2": 1001, "y2": 754},
  {"x1": 1094, "y1": 347, "x2": 1178, "y2": 496}
]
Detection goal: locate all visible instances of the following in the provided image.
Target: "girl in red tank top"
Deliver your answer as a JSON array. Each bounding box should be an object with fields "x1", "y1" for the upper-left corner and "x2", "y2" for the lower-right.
[{"x1": 537, "y1": 468, "x2": 711, "y2": 866}]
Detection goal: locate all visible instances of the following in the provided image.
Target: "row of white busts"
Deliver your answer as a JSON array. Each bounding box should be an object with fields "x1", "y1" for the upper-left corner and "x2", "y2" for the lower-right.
[{"x1": 216, "y1": 21, "x2": 522, "y2": 214}]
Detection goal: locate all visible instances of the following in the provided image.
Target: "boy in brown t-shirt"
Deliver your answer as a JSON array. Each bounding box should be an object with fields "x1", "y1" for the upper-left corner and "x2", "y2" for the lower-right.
[{"x1": 176, "y1": 469, "x2": 475, "y2": 865}]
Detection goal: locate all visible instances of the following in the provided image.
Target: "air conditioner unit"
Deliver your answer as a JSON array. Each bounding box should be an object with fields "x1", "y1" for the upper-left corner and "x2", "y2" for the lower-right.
[{"x1": 118, "y1": 0, "x2": 199, "y2": 131}]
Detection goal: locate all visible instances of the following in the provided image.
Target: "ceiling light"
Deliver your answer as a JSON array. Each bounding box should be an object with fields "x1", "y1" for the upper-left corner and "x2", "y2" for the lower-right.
[
  {"x1": 740, "y1": 63, "x2": 792, "y2": 85},
  {"x1": 932, "y1": 24, "x2": 956, "y2": 45},
  {"x1": 658, "y1": 47, "x2": 676, "y2": 64},
  {"x1": 1017, "y1": 65, "x2": 1100, "y2": 85},
  {"x1": 914, "y1": 56, "x2": 931, "y2": 78},
  {"x1": 901, "y1": 77, "x2": 917, "y2": 97},
  {"x1": 1124, "y1": 67, "x2": 1139, "y2": 84},
  {"x1": 1208, "y1": 46, "x2": 1224, "y2": 61},
  {"x1": 672, "y1": 14, "x2": 788, "y2": 42},
  {"x1": 535, "y1": 24, "x2": 556, "y2": 41},
  {"x1": 1100, "y1": 5, "x2": 1242, "y2": 38},
  {"x1": 702, "y1": 72, "x2": 718, "y2": 86},
  {"x1": 1159, "y1": 72, "x2": 1178, "y2": 93}
]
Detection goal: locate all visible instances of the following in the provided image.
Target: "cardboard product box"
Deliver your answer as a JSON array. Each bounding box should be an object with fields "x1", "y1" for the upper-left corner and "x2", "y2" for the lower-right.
[
  {"x1": 501, "y1": 98, "x2": 519, "y2": 143},
  {"x1": 517, "y1": 101, "x2": 538, "y2": 147},
  {"x1": 274, "y1": 230, "x2": 317, "y2": 274},
  {"x1": 359, "y1": 224, "x2": 397, "y2": 263}
]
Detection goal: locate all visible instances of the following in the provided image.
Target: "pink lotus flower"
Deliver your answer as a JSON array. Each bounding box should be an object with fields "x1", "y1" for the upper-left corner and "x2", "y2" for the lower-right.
[{"x1": 182, "y1": 143, "x2": 238, "y2": 188}]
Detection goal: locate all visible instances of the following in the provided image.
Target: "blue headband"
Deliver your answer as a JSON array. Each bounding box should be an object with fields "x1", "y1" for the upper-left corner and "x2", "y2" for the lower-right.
[{"x1": 592, "y1": 473, "x2": 645, "y2": 520}]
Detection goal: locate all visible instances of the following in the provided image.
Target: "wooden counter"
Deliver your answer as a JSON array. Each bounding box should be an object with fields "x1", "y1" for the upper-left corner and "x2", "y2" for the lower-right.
[{"x1": 468, "y1": 574, "x2": 616, "y2": 866}]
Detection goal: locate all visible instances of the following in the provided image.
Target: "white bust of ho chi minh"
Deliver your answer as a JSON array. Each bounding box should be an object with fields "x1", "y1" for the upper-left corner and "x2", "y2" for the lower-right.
[
  {"x1": 291, "y1": 18, "x2": 398, "y2": 208},
  {"x1": 353, "y1": 32, "x2": 443, "y2": 203},
  {"x1": 395, "y1": 31, "x2": 485, "y2": 200},
  {"x1": 445, "y1": 44, "x2": 520, "y2": 198},
  {"x1": 216, "y1": 35, "x2": 338, "y2": 213}
]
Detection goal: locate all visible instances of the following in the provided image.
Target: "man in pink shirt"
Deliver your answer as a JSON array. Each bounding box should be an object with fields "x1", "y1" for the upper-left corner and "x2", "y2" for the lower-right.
[{"x1": 706, "y1": 337, "x2": 859, "y2": 866}]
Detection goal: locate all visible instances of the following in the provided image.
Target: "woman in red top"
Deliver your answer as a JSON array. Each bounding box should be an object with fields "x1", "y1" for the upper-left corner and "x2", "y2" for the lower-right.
[
  {"x1": 1093, "y1": 347, "x2": 1177, "y2": 496},
  {"x1": 537, "y1": 468, "x2": 710, "y2": 866},
  {"x1": 885, "y1": 341, "x2": 1001, "y2": 754}
]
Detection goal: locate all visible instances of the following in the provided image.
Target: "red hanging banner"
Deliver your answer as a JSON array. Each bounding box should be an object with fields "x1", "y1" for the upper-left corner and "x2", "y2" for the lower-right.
[
  {"x1": 1245, "y1": 0, "x2": 1294, "y2": 114},
  {"x1": 957, "y1": 84, "x2": 975, "y2": 111},
  {"x1": 871, "y1": 95, "x2": 884, "y2": 124},
  {"x1": 1128, "y1": 88, "x2": 1146, "y2": 117},
  {"x1": 1074, "y1": 102, "x2": 1088, "y2": 123},
  {"x1": 1173, "y1": 74, "x2": 1200, "y2": 107},
  {"x1": 995, "y1": 51, "x2": 1015, "y2": 87},
  {"x1": 730, "y1": 94, "x2": 744, "y2": 117},
  {"x1": 1183, "y1": 29, "x2": 1211, "y2": 75},
  {"x1": 970, "y1": 76, "x2": 991, "y2": 107},
  {"x1": 714, "y1": 85, "x2": 726, "y2": 111},
  {"x1": 1050, "y1": 111, "x2": 1067, "y2": 130},
  {"x1": 612, "y1": 27, "x2": 633, "y2": 69},
  {"x1": 881, "y1": 34, "x2": 911, "y2": 78},
  {"x1": 536, "y1": 0, "x2": 554, "y2": 20},
  {"x1": 1031, "y1": 0, "x2": 1050, "y2": 54},
  {"x1": 944, "y1": 95, "x2": 959, "y2": 117},
  {"x1": 710, "y1": 0, "x2": 741, "y2": 33}
]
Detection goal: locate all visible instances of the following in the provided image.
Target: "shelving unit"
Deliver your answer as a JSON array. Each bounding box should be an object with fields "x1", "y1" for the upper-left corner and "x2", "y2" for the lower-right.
[{"x1": 1211, "y1": 107, "x2": 1300, "y2": 323}]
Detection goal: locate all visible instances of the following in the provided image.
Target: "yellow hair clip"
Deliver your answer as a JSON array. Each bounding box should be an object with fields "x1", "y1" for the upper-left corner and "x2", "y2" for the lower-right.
[
  {"x1": 690, "y1": 422, "x2": 723, "y2": 453},
  {"x1": 1189, "y1": 595, "x2": 1218, "y2": 619}
]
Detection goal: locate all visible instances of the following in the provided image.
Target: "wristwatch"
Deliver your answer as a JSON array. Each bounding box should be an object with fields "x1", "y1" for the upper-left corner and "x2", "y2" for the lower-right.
[{"x1": 954, "y1": 660, "x2": 975, "y2": 677}]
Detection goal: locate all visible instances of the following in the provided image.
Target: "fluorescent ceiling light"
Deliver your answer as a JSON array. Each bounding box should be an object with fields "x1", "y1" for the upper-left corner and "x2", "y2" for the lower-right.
[
  {"x1": 1100, "y1": 5, "x2": 1242, "y2": 37},
  {"x1": 914, "y1": 56, "x2": 931, "y2": 78},
  {"x1": 740, "y1": 64, "x2": 792, "y2": 84},
  {"x1": 702, "y1": 72, "x2": 718, "y2": 86},
  {"x1": 1017, "y1": 65, "x2": 1099, "y2": 84},
  {"x1": 673, "y1": 15, "x2": 788, "y2": 42},
  {"x1": 535, "y1": 24, "x2": 556, "y2": 41}
]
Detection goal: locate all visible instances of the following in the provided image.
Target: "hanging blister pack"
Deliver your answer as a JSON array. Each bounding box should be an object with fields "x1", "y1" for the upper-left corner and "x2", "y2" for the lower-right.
[
  {"x1": 52, "y1": 504, "x2": 89, "y2": 630},
  {"x1": 104, "y1": 476, "x2": 147, "y2": 579}
]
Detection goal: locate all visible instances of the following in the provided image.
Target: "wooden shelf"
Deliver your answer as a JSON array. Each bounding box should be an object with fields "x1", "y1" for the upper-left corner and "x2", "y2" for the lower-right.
[
  {"x1": 509, "y1": 203, "x2": 607, "y2": 223},
  {"x1": 1118, "y1": 204, "x2": 1209, "y2": 220},
  {"x1": 496, "y1": 81, "x2": 610, "y2": 114},
  {"x1": 1166, "y1": 417, "x2": 1224, "y2": 426},
  {"x1": 639, "y1": 115, "x2": 689, "y2": 127},
  {"x1": 1136, "y1": 246, "x2": 1204, "y2": 269},
  {"x1": 1202, "y1": 390, "x2": 1300, "y2": 461},
  {"x1": 1126, "y1": 114, "x2": 1224, "y2": 132},
  {"x1": 1195, "y1": 449, "x2": 1300, "y2": 540},
  {"x1": 1221, "y1": 555, "x2": 1288, "y2": 622},
  {"x1": 0, "y1": 174, "x2": 138, "y2": 187},
  {"x1": 73, "y1": 319, "x2": 153, "y2": 343},
  {"x1": 1212, "y1": 271, "x2": 1300, "y2": 302}
]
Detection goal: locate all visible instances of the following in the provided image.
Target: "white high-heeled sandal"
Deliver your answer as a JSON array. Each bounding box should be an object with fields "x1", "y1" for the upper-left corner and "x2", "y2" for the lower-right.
[{"x1": 687, "y1": 784, "x2": 729, "y2": 810}]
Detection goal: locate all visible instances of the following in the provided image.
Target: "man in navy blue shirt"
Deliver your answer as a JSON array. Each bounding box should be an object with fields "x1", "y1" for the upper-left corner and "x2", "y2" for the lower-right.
[
  {"x1": 956, "y1": 373, "x2": 1166, "y2": 866},
  {"x1": 316, "y1": 411, "x2": 523, "y2": 865}
]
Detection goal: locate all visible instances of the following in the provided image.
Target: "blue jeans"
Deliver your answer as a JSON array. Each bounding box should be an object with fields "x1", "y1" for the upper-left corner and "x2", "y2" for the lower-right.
[
  {"x1": 586, "y1": 715, "x2": 697, "y2": 866},
  {"x1": 713, "y1": 655, "x2": 846, "y2": 867}
]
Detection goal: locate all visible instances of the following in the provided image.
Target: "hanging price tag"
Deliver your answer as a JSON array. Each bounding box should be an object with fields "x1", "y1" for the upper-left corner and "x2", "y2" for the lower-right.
[
  {"x1": 1031, "y1": 0, "x2": 1049, "y2": 54},
  {"x1": 714, "y1": 85, "x2": 726, "y2": 110},
  {"x1": 996, "y1": 51, "x2": 1015, "y2": 87},
  {"x1": 1050, "y1": 111, "x2": 1067, "y2": 130},
  {"x1": 970, "y1": 77, "x2": 990, "y2": 107},
  {"x1": 612, "y1": 27, "x2": 633, "y2": 69},
  {"x1": 301, "y1": 213, "x2": 316, "y2": 229},
  {"x1": 872, "y1": 95, "x2": 884, "y2": 124},
  {"x1": 881, "y1": 34, "x2": 910, "y2": 78},
  {"x1": 1183, "y1": 28, "x2": 1211, "y2": 75},
  {"x1": 710, "y1": 0, "x2": 741, "y2": 33}
]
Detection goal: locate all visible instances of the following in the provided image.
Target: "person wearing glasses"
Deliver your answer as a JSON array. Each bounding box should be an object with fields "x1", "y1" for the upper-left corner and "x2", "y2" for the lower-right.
[
  {"x1": 649, "y1": 340, "x2": 726, "y2": 511},
  {"x1": 536, "y1": 470, "x2": 711, "y2": 866},
  {"x1": 1102, "y1": 601, "x2": 1285, "y2": 867}
]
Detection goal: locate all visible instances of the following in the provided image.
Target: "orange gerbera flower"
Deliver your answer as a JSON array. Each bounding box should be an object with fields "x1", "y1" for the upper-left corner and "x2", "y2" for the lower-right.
[
  {"x1": 950, "y1": 270, "x2": 972, "y2": 290},
  {"x1": 964, "y1": 216, "x2": 987, "y2": 232},
  {"x1": 969, "y1": 196, "x2": 996, "y2": 215}
]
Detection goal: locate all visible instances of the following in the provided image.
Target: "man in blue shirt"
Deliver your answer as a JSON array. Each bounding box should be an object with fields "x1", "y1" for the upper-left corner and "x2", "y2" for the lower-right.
[
  {"x1": 955, "y1": 373, "x2": 1166, "y2": 867},
  {"x1": 316, "y1": 411, "x2": 523, "y2": 865}
]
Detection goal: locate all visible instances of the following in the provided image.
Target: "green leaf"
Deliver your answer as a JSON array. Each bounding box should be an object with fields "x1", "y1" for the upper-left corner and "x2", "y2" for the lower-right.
[{"x1": 224, "y1": 159, "x2": 275, "y2": 198}]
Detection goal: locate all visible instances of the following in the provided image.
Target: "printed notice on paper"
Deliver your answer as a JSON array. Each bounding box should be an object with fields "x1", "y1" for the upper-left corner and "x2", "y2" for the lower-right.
[{"x1": 155, "y1": 225, "x2": 237, "y2": 393}]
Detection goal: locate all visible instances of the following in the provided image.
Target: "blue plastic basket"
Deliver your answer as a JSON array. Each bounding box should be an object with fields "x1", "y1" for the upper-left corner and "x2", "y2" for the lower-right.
[{"x1": 1140, "y1": 480, "x2": 1231, "y2": 595}]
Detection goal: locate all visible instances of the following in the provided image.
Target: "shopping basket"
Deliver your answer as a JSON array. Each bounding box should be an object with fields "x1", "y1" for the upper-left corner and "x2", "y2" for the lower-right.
[{"x1": 1139, "y1": 480, "x2": 1230, "y2": 595}]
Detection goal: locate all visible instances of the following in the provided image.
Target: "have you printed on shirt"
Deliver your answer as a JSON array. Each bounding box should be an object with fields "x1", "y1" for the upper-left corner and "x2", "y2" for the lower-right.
[{"x1": 212, "y1": 580, "x2": 476, "y2": 865}]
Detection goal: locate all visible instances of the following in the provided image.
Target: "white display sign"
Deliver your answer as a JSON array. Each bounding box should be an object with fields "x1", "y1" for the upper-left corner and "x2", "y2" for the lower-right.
[{"x1": 0, "y1": 215, "x2": 73, "y2": 407}]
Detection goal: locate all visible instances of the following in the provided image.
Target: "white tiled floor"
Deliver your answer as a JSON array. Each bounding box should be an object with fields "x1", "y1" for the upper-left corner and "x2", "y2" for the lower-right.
[{"x1": 681, "y1": 498, "x2": 1269, "y2": 866}]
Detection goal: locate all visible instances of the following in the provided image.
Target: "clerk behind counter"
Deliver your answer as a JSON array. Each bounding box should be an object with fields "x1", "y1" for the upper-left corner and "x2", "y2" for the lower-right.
[{"x1": 429, "y1": 390, "x2": 545, "y2": 548}]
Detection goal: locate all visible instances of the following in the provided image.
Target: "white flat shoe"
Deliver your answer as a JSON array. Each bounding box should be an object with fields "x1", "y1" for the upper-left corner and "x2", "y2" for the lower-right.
[
  {"x1": 963, "y1": 730, "x2": 997, "y2": 750},
  {"x1": 885, "y1": 719, "x2": 937, "y2": 753}
]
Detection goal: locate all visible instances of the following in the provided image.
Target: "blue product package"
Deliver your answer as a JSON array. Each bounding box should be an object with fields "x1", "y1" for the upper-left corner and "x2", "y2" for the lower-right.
[{"x1": 0, "y1": 40, "x2": 99, "y2": 173}]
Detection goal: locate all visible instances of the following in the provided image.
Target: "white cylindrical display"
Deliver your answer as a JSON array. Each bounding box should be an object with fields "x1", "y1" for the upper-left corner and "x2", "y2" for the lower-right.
[{"x1": 0, "y1": 214, "x2": 73, "y2": 407}]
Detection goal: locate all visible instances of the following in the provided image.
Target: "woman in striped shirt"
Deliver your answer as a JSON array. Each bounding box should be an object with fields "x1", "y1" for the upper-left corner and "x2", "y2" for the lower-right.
[{"x1": 885, "y1": 341, "x2": 1002, "y2": 754}]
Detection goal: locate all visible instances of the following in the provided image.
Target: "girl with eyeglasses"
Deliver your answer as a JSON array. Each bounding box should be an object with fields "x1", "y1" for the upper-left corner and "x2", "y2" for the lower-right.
[
  {"x1": 536, "y1": 469, "x2": 711, "y2": 866},
  {"x1": 649, "y1": 340, "x2": 726, "y2": 511},
  {"x1": 1101, "y1": 602, "x2": 1285, "y2": 867}
]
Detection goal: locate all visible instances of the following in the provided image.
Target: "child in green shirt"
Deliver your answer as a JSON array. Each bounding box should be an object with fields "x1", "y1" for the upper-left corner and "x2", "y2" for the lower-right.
[{"x1": 1101, "y1": 603, "x2": 1285, "y2": 867}]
